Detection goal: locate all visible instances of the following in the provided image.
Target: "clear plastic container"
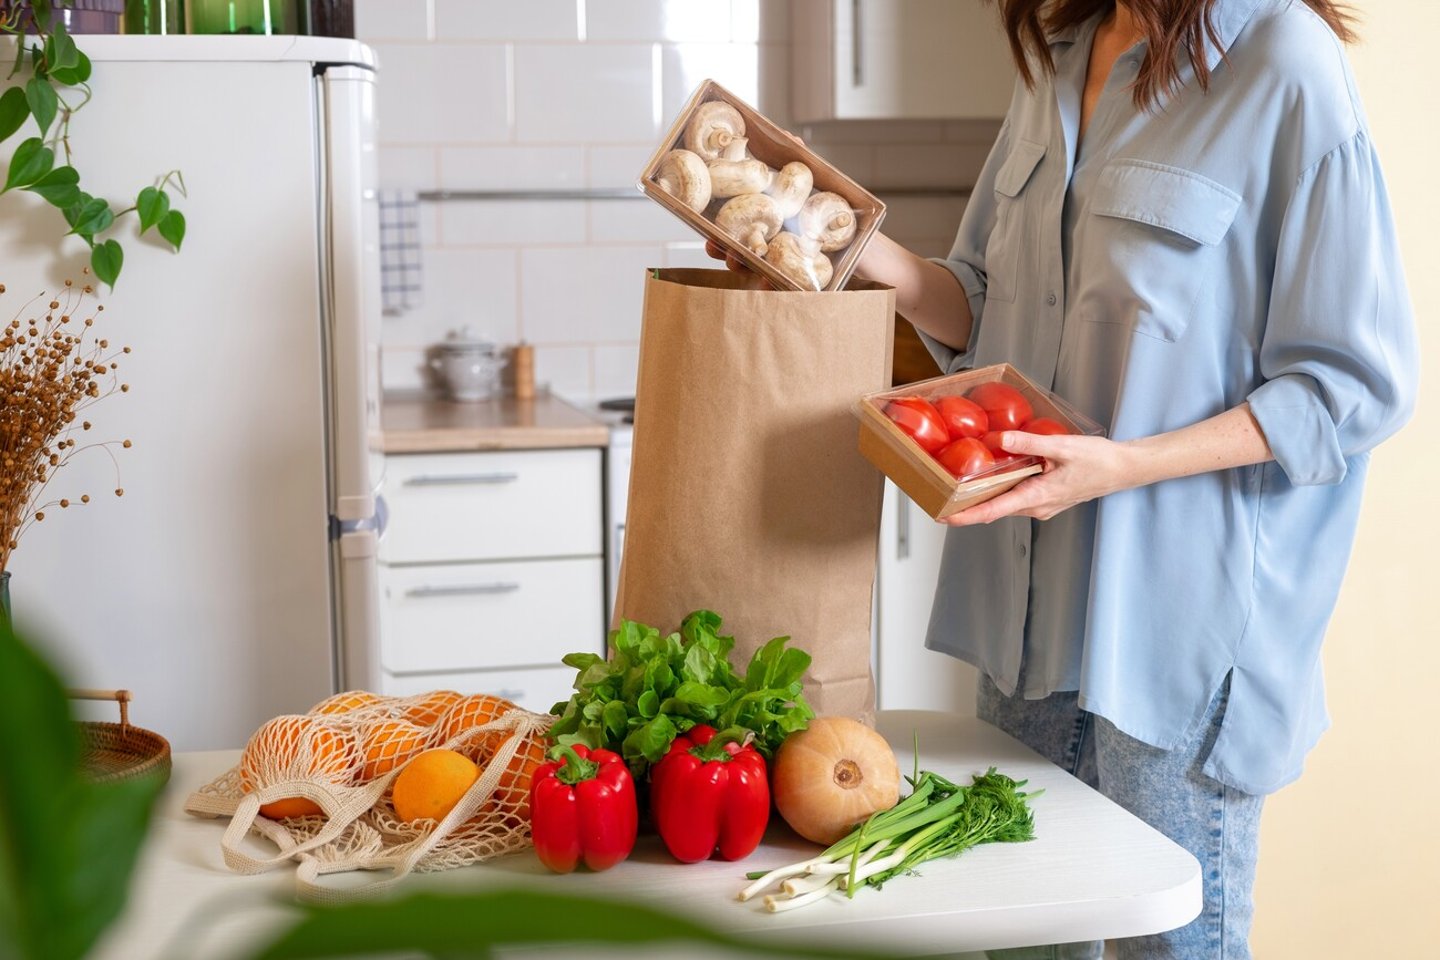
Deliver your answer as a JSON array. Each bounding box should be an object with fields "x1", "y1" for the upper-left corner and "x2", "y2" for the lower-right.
[{"x1": 638, "y1": 79, "x2": 885, "y2": 293}]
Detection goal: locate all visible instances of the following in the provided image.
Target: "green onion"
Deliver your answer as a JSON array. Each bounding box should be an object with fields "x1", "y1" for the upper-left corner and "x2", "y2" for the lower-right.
[{"x1": 741, "y1": 767, "x2": 1042, "y2": 911}]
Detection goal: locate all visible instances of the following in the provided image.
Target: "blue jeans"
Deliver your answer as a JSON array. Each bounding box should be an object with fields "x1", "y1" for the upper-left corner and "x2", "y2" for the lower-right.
[{"x1": 978, "y1": 671, "x2": 1265, "y2": 960}]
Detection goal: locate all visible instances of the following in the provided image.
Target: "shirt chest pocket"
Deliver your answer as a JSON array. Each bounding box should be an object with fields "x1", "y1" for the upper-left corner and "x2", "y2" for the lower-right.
[
  {"x1": 985, "y1": 138, "x2": 1047, "y2": 305},
  {"x1": 1081, "y1": 160, "x2": 1242, "y2": 342}
]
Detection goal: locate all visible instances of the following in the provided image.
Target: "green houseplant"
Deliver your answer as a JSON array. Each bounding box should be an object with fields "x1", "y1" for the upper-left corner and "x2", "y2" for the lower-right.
[{"x1": 1, "y1": 0, "x2": 186, "y2": 288}]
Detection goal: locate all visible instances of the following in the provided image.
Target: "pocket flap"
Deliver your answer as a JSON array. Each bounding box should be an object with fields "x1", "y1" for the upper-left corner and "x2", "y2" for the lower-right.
[
  {"x1": 993, "y1": 139, "x2": 1047, "y2": 198},
  {"x1": 1091, "y1": 160, "x2": 1241, "y2": 245}
]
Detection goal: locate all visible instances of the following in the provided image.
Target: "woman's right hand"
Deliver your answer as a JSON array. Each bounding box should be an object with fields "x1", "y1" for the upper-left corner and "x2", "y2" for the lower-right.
[{"x1": 704, "y1": 239, "x2": 754, "y2": 275}]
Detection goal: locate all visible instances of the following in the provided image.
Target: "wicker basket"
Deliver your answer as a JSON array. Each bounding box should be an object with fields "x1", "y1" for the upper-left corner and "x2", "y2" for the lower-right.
[{"x1": 72, "y1": 689, "x2": 172, "y2": 785}]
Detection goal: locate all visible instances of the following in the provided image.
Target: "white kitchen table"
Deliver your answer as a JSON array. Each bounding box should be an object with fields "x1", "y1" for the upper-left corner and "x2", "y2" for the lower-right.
[{"x1": 91, "y1": 711, "x2": 1200, "y2": 960}]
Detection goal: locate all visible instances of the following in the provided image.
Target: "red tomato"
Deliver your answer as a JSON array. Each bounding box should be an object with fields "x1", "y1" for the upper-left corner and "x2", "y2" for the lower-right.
[
  {"x1": 933, "y1": 395, "x2": 988, "y2": 440},
  {"x1": 936, "y1": 437, "x2": 995, "y2": 480},
  {"x1": 1024, "y1": 417, "x2": 1072, "y2": 436},
  {"x1": 981, "y1": 431, "x2": 1025, "y2": 466},
  {"x1": 885, "y1": 397, "x2": 950, "y2": 454},
  {"x1": 966, "y1": 382, "x2": 1033, "y2": 432}
]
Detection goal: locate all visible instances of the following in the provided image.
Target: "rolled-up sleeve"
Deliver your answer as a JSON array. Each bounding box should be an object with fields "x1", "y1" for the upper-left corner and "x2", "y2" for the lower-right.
[
  {"x1": 916, "y1": 120, "x2": 1011, "y2": 374},
  {"x1": 1247, "y1": 130, "x2": 1419, "y2": 485}
]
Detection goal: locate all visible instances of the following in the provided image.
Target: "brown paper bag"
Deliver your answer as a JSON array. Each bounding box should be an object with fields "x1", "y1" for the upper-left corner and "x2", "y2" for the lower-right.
[{"x1": 615, "y1": 268, "x2": 895, "y2": 721}]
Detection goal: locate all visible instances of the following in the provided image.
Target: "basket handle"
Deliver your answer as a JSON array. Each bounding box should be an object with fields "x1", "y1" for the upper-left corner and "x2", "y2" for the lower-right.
[{"x1": 68, "y1": 688, "x2": 132, "y2": 731}]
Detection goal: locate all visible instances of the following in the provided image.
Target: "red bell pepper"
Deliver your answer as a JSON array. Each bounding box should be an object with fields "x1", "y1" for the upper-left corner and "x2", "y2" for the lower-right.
[
  {"x1": 529, "y1": 744, "x2": 637, "y2": 873},
  {"x1": 650, "y1": 724, "x2": 770, "y2": 863}
]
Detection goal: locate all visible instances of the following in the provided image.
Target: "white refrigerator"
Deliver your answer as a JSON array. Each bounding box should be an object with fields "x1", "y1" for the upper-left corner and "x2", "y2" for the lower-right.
[{"x1": 0, "y1": 37, "x2": 385, "y2": 750}]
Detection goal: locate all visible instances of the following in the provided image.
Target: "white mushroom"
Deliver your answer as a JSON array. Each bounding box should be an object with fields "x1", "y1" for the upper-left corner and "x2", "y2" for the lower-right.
[
  {"x1": 765, "y1": 161, "x2": 814, "y2": 220},
  {"x1": 765, "y1": 231, "x2": 834, "y2": 291},
  {"x1": 653, "y1": 149, "x2": 712, "y2": 212},
  {"x1": 715, "y1": 193, "x2": 784, "y2": 258},
  {"x1": 707, "y1": 138, "x2": 773, "y2": 198},
  {"x1": 683, "y1": 100, "x2": 746, "y2": 162},
  {"x1": 798, "y1": 191, "x2": 858, "y2": 252}
]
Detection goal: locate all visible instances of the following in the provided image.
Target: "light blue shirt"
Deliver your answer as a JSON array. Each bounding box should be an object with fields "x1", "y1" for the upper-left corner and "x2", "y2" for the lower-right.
[{"x1": 921, "y1": 0, "x2": 1419, "y2": 794}]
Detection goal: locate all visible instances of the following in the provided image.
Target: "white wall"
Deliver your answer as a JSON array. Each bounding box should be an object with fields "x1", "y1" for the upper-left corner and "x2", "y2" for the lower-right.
[{"x1": 1252, "y1": 2, "x2": 1440, "y2": 953}]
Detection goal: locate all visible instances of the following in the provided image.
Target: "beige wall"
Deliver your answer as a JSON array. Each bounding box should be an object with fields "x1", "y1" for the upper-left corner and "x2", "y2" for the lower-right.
[{"x1": 1252, "y1": 2, "x2": 1440, "y2": 954}]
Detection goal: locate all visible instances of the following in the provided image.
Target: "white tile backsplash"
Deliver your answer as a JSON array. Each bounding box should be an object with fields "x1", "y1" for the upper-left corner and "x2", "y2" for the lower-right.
[
  {"x1": 588, "y1": 201, "x2": 696, "y2": 245},
  {"x1": 361, "y1": 3, "x2": 994, "y2": 396},
  {"x1": 513, "y1": 44, "x2": 659, "y2": 144},
  {"x1": 660, "y1": 43, "x2": 759, "y2": 127},
  {"x1": 440, "y1": 200, "x2": 589, "y2": 247},
  {"x1": 519, "y1": 247, "x2": 661, "y2": 344},
  {"x1": 354, "y1": 0, "x2": 429, "y2": 40},
  {"x1": 439, "y1": 146, "x2": 587, "y2": 190},
  {"x1": 434, "y1": 0, "x2": 581, "y2": 41},
  {"x1": 373, "y1": 43, "x2": 510, "y2": 144},
  {"x1": 586, "y1": 0, "x2": 733, "y2": 43}
]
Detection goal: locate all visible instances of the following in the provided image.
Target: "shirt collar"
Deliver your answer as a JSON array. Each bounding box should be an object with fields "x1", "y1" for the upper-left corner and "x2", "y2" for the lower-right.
[{"x1": 1046, "y1": 0, "x2": 1266, "y2": 69}]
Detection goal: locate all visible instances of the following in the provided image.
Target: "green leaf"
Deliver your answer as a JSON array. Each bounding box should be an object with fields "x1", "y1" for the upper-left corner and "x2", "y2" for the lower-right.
[
  {"x1": 46, "y1": 20, "x2": 79, "y2": 72},
  {"x1": 0, "y1": 87, "x2": 28, "y2": 143},
  {"x1": 635, "y1": 688, "x2": 660, "y2": 719},
  {"x1": 622, "y1": 713, "x2": 676, "y2": 766},
  {"x1": 157, "y1": 209, "x2": 186, "y2": 250},
  {"x1": 0, "y1": 621, "x2": 165, "y2": 960},
  {"x1": 247, "y1": 889, "x2": 891, "y2": 960},
  {"x1": 49, "y1": 51, "x2": 91, "y2": 87},
  {"x1": 22, "y1": 164, "x2": 78, "y2": 207},
  {"x1": 673, "y1": 680, "x2": 732, "y2": 709},
  {"x1": 30, "y1": 0, "x2": 54, "y2": 31},
  {"x1": 2, "y1": 136, "x2": 53, "y2": 192},
  {"x1": 65, "y1": 194, "x2": 112, "y2": 237},
  {"x1": 135, "y1": 185, "x2": 170, "y2": 233},
  {"x1": 24, "y1": 76, "x2": 55, "y2": 136},
  {"x1": 91, "y1": 239, "x2": 123, "y2": 288},
  {"x1": 600, "y1": 699, "x2": 629, "y2": 741}
]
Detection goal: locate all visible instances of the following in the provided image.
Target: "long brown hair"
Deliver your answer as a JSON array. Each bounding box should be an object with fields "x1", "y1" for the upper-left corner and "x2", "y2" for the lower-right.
[{"x1": 995, "y1": 0, "x2": 1358, "y2": 108}]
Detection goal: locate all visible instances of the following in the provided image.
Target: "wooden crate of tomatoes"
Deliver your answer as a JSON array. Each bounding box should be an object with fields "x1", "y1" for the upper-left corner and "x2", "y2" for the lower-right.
[{"x1": 854, "y1": 363, "x2": 1104, "y2": 520}]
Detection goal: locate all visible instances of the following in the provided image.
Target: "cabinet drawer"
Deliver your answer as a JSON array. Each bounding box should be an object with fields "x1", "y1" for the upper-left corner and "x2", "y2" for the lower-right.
[
  {"x1": 379, "y1": 557, "x2": 603, "y2": 673},
  {"x1": 380, "y1": 449, "x2": 602, "y2": 563},
  {"x1": 378, "y1": 666, "x2": 579, "y2": 716}
]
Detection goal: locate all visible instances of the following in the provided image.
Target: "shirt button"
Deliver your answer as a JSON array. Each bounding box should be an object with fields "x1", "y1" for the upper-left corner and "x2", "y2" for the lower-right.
[
  {"x1": 1018, "y1": 542, "x2": 1028, "y2": 557},
  {"x1": 1046, "y1": 293, "x2": 1057, "y2": 306}
]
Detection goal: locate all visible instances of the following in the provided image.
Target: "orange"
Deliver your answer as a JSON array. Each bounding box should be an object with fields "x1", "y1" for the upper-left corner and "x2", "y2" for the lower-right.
[
  {"x1": 309, "y1": 690, "x2": 384, "y2": 715},
  {"x1": 359, "y1": 719, "x2": 431, "y2": 782},
  {"x1": 403, "y1": 689, "x2": 462, "y2": 728},
  {"x1": 390, "y1": 748, "x2": 481, "y2": 824},
  {"x1": 435, "y1": 693, "x2": 516, "y2": 748},
  {"x1": 238, "y1": 715, "x2": 356, "y2": 819},
  {"x1": 479, "y1": 731, "x2": 549, "y2": 822}
]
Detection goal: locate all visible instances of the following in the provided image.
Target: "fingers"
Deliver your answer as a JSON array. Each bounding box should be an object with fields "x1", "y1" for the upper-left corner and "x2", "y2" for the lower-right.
[{"x1": 704, "y1": 240, "x2": 728, "y2": 261}]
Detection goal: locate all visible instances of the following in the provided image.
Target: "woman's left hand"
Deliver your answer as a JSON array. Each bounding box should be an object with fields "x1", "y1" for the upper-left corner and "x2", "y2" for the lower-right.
[{"x1": 942, "y1": 431, "x2": 1137, "y2": 526}]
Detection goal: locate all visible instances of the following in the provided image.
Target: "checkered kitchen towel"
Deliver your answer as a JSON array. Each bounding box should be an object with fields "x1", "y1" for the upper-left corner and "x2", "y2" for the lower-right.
[{"x1": 378, "y1": 189, "x2": 423, "y2": 315}]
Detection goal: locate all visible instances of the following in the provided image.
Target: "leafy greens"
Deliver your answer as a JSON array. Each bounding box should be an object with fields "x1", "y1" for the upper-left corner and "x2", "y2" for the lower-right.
[{"x1": 547, "y1": 609, "x2": 814, "y2": 778}]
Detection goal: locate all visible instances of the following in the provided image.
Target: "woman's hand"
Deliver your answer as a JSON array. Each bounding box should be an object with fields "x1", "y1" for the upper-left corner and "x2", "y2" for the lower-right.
[
  {"x1": 942, "y1": 403, "x2": 1276, "y2": 526},
  {"x1": 942, "y1": 431, "x2": 1137, "y2": 525},
  {"x1": 704, "y1": 239, "x2": 755, "y2": 276}
]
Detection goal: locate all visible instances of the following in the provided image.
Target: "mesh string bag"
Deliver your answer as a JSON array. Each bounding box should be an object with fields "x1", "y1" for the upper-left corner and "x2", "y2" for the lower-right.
[{"x1": 185, "y1": 690, "x2": 552, "y2": 901}]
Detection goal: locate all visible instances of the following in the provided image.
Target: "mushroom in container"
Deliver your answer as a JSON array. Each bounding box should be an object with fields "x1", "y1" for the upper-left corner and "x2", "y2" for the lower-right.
[
  {"x1": 799, "y1": 191, "x2": 858, "y2": 252},
  {"x1": 684, "y1": 101, "x2": 746, "y2": 162},
  {"x1": 707, "y1": 139, "x2": 774, "y2": 198},
  {"x1": 715, "y1": 193, "x2": 783, "y2": 258},
  {"x1": 766, "y1": 232, "x2": 833, "y2": 291},
  {"x1": 653, "y1": 149, "x2": 712, "y2": 213},
  {"x1": 765, "y1": 161, "x2": 814, "y2": 220}
]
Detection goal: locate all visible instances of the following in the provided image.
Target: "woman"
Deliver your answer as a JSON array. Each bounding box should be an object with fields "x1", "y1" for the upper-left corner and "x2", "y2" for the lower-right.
[{"x1": 716, "y1": 0, "x2": 1416, "y2": 956}]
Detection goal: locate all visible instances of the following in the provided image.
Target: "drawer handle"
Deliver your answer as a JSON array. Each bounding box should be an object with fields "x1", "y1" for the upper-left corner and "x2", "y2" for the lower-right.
[
  {"x1": 404, "y1": 582, "x2": 521, "y2": 599},
  {"x1": 402, "y1": 472, "x2": 519, "y2": 487}
]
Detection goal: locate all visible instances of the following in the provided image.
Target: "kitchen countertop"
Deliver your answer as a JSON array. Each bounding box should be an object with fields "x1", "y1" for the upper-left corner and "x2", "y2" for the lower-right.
[
  {"x1": 93, "y1": 712, "x2": 1200, "y2": 959},
  {"x1": 381, "y1": 392, "x2": 612, "y2": 453}
]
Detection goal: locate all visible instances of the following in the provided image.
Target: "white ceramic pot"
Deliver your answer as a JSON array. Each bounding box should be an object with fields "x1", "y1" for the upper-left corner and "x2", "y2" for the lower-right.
[{"x1": 430, "y1": 332, "x2": 504, "y2": 401}]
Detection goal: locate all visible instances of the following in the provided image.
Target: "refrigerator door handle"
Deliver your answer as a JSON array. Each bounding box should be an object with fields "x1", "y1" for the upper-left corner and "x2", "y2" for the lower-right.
[
  {"x1": 404, "y1": 582, "x2": 521, "y2": 599},
  {"x1": 401, "y1": 472, "x2": 519, "y2": 487}
]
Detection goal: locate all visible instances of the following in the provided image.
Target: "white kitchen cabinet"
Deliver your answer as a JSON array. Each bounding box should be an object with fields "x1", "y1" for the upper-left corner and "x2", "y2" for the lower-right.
[
  {"x1": 874, "y1": 481, "x2": 977, "y2": 714},
  {"x1": 376, "y1": 448, "x2": 605, "y2": 712},
  {"x1": 790, "y1": 0, "x2": 1017, "y2": 122}
]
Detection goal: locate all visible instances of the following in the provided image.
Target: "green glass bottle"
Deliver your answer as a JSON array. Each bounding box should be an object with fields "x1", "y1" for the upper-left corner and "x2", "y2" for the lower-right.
[
  {"x1": 187, "y1": 0, "x2": 299, "y2": 35},
  {"x1": 123, "y1": 0, "x2": 184, "y2": 34}
]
